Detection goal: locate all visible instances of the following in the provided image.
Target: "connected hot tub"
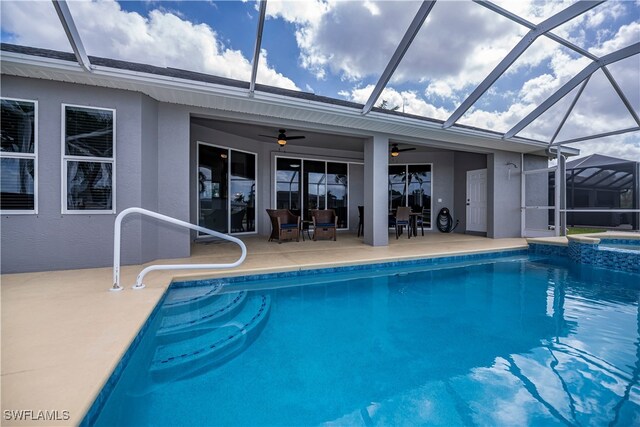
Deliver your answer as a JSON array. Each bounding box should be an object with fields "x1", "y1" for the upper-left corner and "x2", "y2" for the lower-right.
[{"x1": 567, "y1": 235, "x2": 640, "y2": 274}]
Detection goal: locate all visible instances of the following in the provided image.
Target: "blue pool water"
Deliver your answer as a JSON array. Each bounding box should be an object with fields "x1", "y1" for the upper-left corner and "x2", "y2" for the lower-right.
[
  {"x1": 91, "y1": 255, "x2": 640, "y2": 426},
  {"x1": 600, "y1": 241, "x2": 640, "y2": 251}
]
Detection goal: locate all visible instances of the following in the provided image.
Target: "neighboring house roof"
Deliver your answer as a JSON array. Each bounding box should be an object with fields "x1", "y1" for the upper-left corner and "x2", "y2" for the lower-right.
[
  {"x1": 566, "y1": 154, "x2": 639, "y2": 170},
  {"x1": 563, "y1": 154, "x2": 638, "y2": 191}
]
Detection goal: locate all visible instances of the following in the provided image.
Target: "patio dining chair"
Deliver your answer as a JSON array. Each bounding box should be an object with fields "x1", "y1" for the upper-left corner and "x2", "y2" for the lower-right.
[
  {"x1": 394, "y1": 206, "x2": 412, "y2": 239},
  {"x1": 310, "y1": 209, "x2": 338, "y2": 241},
  {"x1": 266, "y1": 209, "x2": 300, "y2": 243},
  {"x1": 412, "y1": 207, "x2": 427, "y2": 236}
]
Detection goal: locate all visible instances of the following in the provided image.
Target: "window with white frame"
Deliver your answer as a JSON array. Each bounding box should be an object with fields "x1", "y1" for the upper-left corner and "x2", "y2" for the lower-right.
[
  {"x1": 62, "y1": 105, "x2": 115, "y2": 213},
  {"x1": 1, "y1": 98, "x2": 38, "y2": 214}
]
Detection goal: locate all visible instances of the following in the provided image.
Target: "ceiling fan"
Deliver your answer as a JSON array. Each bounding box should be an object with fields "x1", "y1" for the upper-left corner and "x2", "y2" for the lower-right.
[
  {"x1": 259, "y1": 129, "x2": 306, "y2": 147},
  {"x1": 390, "y1": 143, "x2": 416, "y2": 157}
]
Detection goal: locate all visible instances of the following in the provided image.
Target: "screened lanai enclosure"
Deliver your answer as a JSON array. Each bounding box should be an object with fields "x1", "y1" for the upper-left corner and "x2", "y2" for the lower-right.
[{"x1": 551, "y1": 154, "x2": 640, "y2": 230}]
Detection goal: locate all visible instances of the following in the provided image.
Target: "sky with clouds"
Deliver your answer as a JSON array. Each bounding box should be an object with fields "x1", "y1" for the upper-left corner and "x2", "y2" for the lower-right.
[{"x1": 1, "y1": 0, "x2": 639, "y2": 161}]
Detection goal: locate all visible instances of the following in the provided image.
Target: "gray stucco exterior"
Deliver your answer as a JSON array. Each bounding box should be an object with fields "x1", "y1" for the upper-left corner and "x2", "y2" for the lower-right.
[
  {"x1": 1, "y1": 75, "x2": 549, "y2": 274},
  {"x1": 1, "y1": 76, "x2": 177, "y2": 273}
]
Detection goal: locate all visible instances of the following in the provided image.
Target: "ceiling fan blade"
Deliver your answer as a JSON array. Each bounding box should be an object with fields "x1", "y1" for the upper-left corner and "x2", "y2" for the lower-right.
[
  {"x1": 398, "y1": 147, "x2": 416, "y2": 152},
  {"x1": 258, "y1": 134, "x2": 277, "y2": 138},
  {"x1": 285, "y1": 136, "x2": 306, "y2": 140}
]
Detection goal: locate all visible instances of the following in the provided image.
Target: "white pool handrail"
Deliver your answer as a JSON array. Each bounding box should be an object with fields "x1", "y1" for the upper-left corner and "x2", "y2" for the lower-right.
[{"x1": 112, "y1": 207, "x2": 247, "y2": 291}]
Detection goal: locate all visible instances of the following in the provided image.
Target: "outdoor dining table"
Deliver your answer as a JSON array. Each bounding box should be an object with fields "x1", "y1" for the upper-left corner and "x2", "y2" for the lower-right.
[{"x1": 389, "y1": 210, "x2": 422, "y2": 237}]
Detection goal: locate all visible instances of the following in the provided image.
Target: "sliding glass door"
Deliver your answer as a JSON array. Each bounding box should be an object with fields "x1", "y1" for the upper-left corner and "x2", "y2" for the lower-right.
[
  {"x1": 198, "y1": 143, "x2": 256, "y2": 235},
  {"x1": 275, "y1": 156, "x2": 349, "y2": 229},
  {"x1": 388, "y1": 163, "x2": 432, "y2": 228}
]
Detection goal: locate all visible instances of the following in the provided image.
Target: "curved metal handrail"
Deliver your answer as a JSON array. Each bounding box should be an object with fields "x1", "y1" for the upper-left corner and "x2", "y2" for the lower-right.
[{"x1": 112, "y1": 207, "x2": 247, "y2": 291}]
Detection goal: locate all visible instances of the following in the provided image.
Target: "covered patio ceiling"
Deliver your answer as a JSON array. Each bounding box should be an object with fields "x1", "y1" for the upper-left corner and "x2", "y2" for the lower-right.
[
  {"x1": 192, "y1": 115, "x2": 457, "y2": 154},
  {"x1": 1, "y1": 0, "x2": 638, "y2": 156}
]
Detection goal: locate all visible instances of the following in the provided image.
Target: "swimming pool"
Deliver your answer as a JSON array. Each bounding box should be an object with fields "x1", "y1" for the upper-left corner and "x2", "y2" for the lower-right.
[{"x1": 88, "y1": 254, "x2": 640, "y2": 426}]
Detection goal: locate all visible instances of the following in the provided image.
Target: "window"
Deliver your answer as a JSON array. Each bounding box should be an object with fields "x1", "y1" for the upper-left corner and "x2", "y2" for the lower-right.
[
  {"x1": 388, "y1": 163, "x2": 432, "y2": 228},
  {"x1": 275, "y1": 156, "x2": 350, "y2": 229},
  {"x1": 62, "y1": 105, "x2": 115, "y2": 213},
  {"x1": 1, "y1": 98, "x2": 37, "y2": 214}
]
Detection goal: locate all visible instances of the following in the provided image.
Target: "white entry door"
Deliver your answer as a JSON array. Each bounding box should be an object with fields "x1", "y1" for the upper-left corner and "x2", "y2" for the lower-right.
[{"x1": 466, "y1": 169, "x2": 487, "y2": 232}]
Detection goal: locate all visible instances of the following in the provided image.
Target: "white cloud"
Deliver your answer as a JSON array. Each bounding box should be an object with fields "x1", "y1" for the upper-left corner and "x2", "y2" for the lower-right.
[
  {"x1": 268, "y1": 1, "x2": 424, "y2": 82},
  {"x1": 491, "y1": 0, "x2": 576, "y2": 25},
  {"x1": 1, "y1": 0, "x2": 299, "y2": 90},
  {"x1": 0, "y1": 1, "x2": 69, "y2": 48},
  {"x1": 264, "y1": 0, "x2": 330, "y2": 25},
  {"x1": 342, "y1": 85, "x2": 450, "y2": 120},
  {"x1": 363, "y1": 0, "x2": 381, "y2": 17},
  {"x1": 589, "y1": 21, "x2": 640, "y2": 56}
]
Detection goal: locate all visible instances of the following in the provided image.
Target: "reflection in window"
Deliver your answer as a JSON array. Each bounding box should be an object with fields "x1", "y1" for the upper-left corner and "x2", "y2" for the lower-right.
[
  {"x1": 199, "y1": 144, "x2": 229, "y2": 234},
  {"x1": 198, "y1": 144, "x2": 257, "y2": 235},
  {"x1": 66, "y1": 161, "x2": 112, "y2": 210},
  {"x1": 407, "y1": 165, "x2": 431, "y2": 208},
  {"x1": 276, "y1": 157, "x2": 349, "y2": 229},
  {"x1": 388, "y1": 165, "x2": 406, "y2": 210},
  {"x1": 1, "y1": 98, "x2": 37, "y2": 212},
  {"x1": 1, "y1": 158, "x2": 35, "y2": 210},
  {"x1": 389, "y1": 164, "x2": 432, "y2": 227},
  {"x1": 63, "y1": 105, "x2": 114, "y2": 212},
  {"x1": 304, "y1": 160, "x2": 326, "y2": 221},
  {"x1": 230, "y1": 151, "x2": 256, "y2": 232},
  {"x1": 327, "y1": 162, "x2": 348, "y2": 228},
  {"x1": 276, "y1": 158, "x2": 301, "y2": 211}
]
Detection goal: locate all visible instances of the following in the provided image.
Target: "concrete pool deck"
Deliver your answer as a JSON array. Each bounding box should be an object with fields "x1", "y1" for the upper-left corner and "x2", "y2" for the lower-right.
[{"x1": 1, "y1": 233, "x2": 528, "y2": 426}]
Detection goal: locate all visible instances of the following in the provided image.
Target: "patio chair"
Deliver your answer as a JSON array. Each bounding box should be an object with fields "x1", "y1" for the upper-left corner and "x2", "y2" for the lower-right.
[
  {"x1": 394, "y1": 206, "x2": 412, "y2": 239},
  {"x1": 357, "y1": 205, "x2": 364, "y2": 237},
  {"x1": 310, "y1": 209, "x2": 338, "y2": 241},
  {"x1": 412, "y1": 207, "x2": 427, "y2": 236},
  {"x1": 266, "y1": 209, "x2": 300, "y2": 243}
]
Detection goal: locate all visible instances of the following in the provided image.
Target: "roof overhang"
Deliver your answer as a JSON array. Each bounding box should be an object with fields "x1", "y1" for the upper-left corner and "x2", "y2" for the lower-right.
[{"x1": 0, "y1": 48, "x2": 579, "y2": 156}]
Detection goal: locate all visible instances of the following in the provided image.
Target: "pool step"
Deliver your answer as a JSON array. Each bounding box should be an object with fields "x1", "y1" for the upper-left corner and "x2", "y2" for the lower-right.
[
  {"x1": 161, "y1": 282, "x2": 224, "y2": 315},
  {"x1": 150, "y1": 294, "x2": 270, "y2": 382},
  {"x1": 156, "y1": 290, "x2": 248, "y2": 340}
]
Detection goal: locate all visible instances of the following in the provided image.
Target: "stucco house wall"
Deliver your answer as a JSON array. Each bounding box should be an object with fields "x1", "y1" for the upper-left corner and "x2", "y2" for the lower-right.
[
  {"x1": 1, "y1": 75, "x2": 540, "y2": 274},
  {"x1": 1, "y1": 76, "x2": 163, "y2": 273}
]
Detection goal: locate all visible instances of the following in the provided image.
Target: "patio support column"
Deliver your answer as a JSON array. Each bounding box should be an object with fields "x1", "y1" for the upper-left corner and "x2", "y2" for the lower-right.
[{"x1": 364, "y1": 135, "x2": 389, "y2": 246}]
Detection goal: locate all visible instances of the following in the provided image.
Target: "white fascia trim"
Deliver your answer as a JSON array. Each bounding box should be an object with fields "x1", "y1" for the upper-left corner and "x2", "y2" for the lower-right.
[{"x1": 2, "y1": 51, "x2": 551, "y2": 150}]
